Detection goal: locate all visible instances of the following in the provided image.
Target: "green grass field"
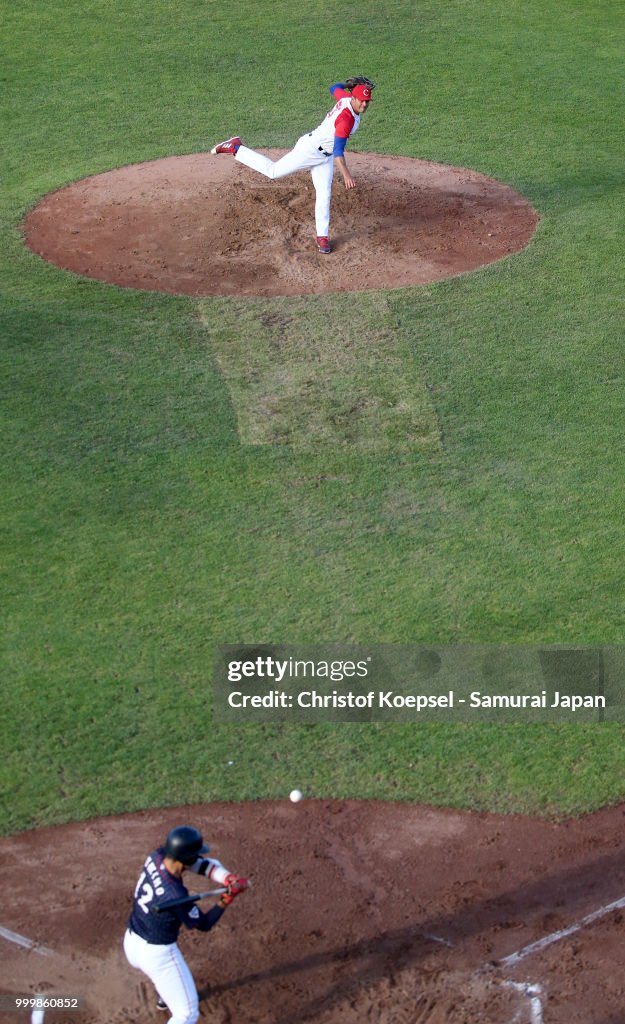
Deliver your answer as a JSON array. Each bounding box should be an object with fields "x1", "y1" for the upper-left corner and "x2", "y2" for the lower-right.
[{"x1": 3, "y1": 0, "x2": 625, "y2": 833}]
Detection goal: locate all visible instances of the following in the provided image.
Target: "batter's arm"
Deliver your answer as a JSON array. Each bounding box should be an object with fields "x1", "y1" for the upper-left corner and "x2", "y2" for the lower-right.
[
  {"x1": 177, "y1": 902, "x2": 226, "y2": 932},
  {"x1": 191, "y1": 857, "x2": 232, "y2": 884}
]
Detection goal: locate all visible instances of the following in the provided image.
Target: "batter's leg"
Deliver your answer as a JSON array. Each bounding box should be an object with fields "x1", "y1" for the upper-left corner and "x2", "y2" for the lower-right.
[
  {"x1": 310, "y1": 157, "x2": 335, "y2": 237},
  {"x1": 124, "y1": 930, "x2": 199, "y2": 1024}
]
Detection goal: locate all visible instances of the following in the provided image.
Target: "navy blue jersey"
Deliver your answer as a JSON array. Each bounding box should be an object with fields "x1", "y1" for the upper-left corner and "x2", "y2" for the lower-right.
[{"x1": 128, "y1": 847, "x2": 224, "y2": 944}]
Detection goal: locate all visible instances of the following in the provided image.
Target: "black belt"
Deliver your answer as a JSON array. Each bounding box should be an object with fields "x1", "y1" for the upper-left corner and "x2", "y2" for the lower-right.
[{"x1": 308, "y1": 134, "x2": 331, "y2": 157}]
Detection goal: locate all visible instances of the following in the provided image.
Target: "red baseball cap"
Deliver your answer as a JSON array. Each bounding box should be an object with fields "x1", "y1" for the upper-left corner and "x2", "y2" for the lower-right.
[{"x1": 352, "y1": 84, "x2": 373, "y2": 102}]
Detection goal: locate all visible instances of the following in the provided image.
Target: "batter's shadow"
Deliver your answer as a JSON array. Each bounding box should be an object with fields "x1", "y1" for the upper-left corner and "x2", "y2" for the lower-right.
[{"x1": 198, "y1": 844, "x2": 625, "y2": 1024}]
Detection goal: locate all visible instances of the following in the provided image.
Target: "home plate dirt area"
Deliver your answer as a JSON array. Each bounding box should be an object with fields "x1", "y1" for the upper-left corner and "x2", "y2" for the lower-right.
[
  {"x1": 3, "y1": 802, "x2": 625, "y2": 1024},
  {"x1": 22, "y1": 153, "x2": 537, "y2": 297}
]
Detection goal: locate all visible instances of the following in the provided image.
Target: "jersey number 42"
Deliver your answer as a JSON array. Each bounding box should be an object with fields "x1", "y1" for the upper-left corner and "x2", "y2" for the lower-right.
[{"x1": 134, "y1": 872, "x2": 156, "y2": 914}]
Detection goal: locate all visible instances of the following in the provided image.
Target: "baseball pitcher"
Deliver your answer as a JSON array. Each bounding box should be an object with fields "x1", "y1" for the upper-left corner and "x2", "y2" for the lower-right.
[{"x1": 211, "y1": 76, "x2": 376, "y2": 253}]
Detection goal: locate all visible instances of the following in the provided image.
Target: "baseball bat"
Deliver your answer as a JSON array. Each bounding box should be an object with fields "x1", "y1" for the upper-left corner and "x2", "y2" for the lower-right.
[{"x1": 150, "y1": 887, "x2": 228, "y2": 914}]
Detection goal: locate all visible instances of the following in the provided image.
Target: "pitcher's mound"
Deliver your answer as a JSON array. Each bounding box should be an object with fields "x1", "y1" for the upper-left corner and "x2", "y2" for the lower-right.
[{"x1": 23, "y1": 152, "x2": 538, "y2": 297}]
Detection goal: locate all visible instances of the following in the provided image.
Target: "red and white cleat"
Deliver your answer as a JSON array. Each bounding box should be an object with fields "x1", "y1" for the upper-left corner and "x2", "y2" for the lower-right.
[
  {"x1": 316, "y1": 236, "x2": 332, "y2": 254},
  {"x1": 210, "y1": 136, "x2": 242, "y2": 155}
]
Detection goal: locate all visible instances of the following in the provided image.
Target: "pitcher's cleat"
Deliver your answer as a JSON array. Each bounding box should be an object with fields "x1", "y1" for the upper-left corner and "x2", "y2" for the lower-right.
[{"x1": 210, "y1": 136, "x2": 242, "y2": 155}]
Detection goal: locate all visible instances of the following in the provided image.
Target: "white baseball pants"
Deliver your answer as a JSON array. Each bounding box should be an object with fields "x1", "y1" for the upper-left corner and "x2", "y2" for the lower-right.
[
  {"x1": 236, "y1": 134, "x2": 335, "y2": 236},
  {"x1": 123, "y1": 929, "x2": 199, "y2": 1024}
]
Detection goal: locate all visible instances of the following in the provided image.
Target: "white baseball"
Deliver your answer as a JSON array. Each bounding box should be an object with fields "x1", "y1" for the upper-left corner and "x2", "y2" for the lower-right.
[{"x1": 289, "y1": 789, "x2": 303, "y2": 803}]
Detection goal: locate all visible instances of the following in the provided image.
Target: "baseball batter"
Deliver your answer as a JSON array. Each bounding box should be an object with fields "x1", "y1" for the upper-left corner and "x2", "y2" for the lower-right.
[
  {"x1": 123, "y1": 825, "x2": 249, "y2": 1024},
  {"x1": 210, "y1": 76, "x2": 376, "y2": 253}
]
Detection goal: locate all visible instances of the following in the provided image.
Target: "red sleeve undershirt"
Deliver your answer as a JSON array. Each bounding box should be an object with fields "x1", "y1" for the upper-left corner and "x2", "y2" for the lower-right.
[
  {"x1": 334, "y1": 107, "x2": 356, "y2": 139},
  {"x1": 329, "y1": 85, "x2": 355, "y2": 156}
]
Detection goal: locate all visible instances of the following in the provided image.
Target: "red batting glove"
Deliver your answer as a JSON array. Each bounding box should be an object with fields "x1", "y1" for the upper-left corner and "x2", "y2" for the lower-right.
[{"x1": 220, "y1": 876, "x2": 249, "y2": 906}]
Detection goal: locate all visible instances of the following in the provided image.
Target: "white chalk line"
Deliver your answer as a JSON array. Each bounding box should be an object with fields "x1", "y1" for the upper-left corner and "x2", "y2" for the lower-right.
[
  {"x1": 503, "y1": 981, "x2": 544, "y2": 1024},
  {"x1": 529, "y1": 991, "x2": 544, "y2": 1024},
  {"x1": 0, "y1": 926, "x2": 58, "y2": 1024},
  {"x1": 494, "y1": 891, "x2": 625, "y2": 1023},
  {"x1": 0, "y1": 924, "x2": 55, "y2": 957},
  {"x1": 422, "y1": 932, "x2": 454, "y2": 947},
  {"x1": 499, "y1": 891, "x2": 625, "y2": 968}
]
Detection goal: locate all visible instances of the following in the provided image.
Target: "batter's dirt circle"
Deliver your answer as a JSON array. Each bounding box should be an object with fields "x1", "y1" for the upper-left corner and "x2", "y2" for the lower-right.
[
  {"x1": 2, "y1": 801, "x2": 625, "y2": 1023},
  {"x1": 22, "y1": 153, "x2": 538, "y2": 297}
]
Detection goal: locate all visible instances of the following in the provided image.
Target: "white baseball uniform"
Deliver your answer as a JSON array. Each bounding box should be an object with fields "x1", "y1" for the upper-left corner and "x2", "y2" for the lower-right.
[{"x1": 235, "y1": 87, "x2": 362, "y2": 236}]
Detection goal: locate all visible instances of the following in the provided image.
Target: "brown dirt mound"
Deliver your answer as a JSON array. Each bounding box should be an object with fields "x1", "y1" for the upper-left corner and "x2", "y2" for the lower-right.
[
  {"x1": 2, "y1": 801, "x2": 625, "y2": 1023},
  {"x1": 22, "y1": 153, "x2": 538, "y2": 297}
]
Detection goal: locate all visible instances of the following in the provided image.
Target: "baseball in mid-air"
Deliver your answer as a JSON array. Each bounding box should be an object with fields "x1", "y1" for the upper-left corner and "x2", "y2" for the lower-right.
[{"x1": 289, "y1": 789, "x2": 303, "y2": 803}]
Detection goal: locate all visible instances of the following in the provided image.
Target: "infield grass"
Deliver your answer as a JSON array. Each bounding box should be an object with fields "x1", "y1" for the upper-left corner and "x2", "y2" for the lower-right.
[{"x1": 3, "y1": 0, "x2": 625, "y2": 832}]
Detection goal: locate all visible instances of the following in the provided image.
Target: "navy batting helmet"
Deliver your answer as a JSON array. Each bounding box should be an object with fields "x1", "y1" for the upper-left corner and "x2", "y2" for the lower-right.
[{"x1": 164, "y1": 825, "x2": 209, "y2": 865}]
